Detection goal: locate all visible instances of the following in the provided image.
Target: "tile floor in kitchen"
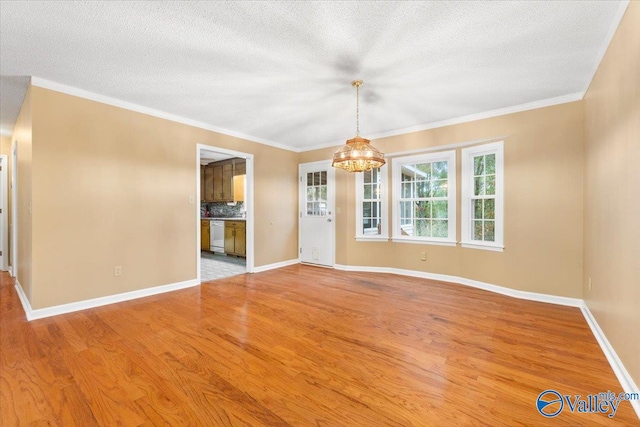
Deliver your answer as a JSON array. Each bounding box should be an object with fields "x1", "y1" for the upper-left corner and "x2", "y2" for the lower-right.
[{"x1": 200, "y1": 251, "x2": 246, "y2": 282}]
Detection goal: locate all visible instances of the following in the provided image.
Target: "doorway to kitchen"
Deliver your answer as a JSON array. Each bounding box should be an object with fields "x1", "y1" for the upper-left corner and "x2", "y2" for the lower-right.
[{"x1": 196, "y1": 144, "x2": 254, "y2": 283}]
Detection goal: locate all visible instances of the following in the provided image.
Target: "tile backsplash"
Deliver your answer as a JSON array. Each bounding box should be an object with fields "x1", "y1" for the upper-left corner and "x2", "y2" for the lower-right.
[{"x1": 201, "y1": 202, "x2": 245, "y2": 218}]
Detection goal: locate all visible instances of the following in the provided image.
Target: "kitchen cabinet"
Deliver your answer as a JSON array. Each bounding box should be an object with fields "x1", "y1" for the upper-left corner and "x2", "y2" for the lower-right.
[
  {"x1": 207, "y1": 158, "x2": 246, "y2": 202},
  {"x1": 224, "y1": 221, "x2": 246, "y2": 257},
  {"x1": 201, "y1": 220, "x2": 210, "y2": 251},
  {"x1": 203, "y1": 165, "x2": 214, "y2": 201}
]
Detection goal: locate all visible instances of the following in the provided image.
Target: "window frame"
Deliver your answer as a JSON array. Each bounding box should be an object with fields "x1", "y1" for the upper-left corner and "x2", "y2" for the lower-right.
[
  {"x1": 355, "y1": 165, "x2": 389, "y2": 242},
  {"x1": 461, "y1": 141, "x2": 504, "y2": 251},
  {"x1": 391, "y1": 150, "x2": 457, "y2": 246}
]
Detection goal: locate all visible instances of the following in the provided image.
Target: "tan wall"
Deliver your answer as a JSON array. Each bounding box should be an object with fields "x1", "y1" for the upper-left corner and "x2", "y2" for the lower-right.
[
  {"x1": 583, "y1": 2, "x2": 640, "y2": 387},
  {"x1": 0, "y1": 135, "x2": 10, "y2": 155},
  {"x1": 29, "y1": 86, "x2": 298, "y2": 309},
  {"x1": 12, "y1": 86, "x2": 33, "y2": 299},
  {"x1": 301, "y1": 101, "x2": 585, "y2": 298},
  {"x1": 1, "y1": 135, "x2": 13, "y2": 271}
]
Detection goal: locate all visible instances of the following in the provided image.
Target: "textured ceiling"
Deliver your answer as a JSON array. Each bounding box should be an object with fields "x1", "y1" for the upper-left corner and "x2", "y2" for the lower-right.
[{"x1": 0, "y1": 1, "x2": 628, "y2": 150}]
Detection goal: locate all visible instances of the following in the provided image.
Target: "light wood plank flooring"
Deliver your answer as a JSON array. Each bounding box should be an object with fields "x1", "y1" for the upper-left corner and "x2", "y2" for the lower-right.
[{"x1": 1, "y1": 266, "x2": 637, "y2": 426}]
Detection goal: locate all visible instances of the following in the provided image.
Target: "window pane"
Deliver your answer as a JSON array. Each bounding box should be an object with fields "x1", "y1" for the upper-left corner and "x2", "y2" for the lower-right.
[
  {"x1": 402, "y1": 182, "x2": 413, "y2": 198},
  {"x1": 415, "y1": 201, "x2": 431, "y2": 219},
  {"x1": 372, "y1": 201, "x2": 379, "y2": 217},
  {"x1": 474, "y1": 176, "x2": 485, "y2": 196},
  {"x1": 433, "y1": 200, "x2": 448, "y2": 219},
  {"x1": 432, "y1": 161, "x2": 448, "y2": 179},
  {"x1": 307, "y1": 172, "x2": 313, "y2": 186},
  {"x1": 313, "y1": 172, "x2": 320, "y2": 186},
  {"x1": 319, "y1": 186, "x2": 327, "y2": 201},
  {"x1": 415, "y1": 163, "x2": 431, "y2": 179},
  {"x1": 484, "y1": 220, "x2": 495, "y2": 241},
  {"x1": 364, "y1": 169, "x2": 372, "y2": 184},
  {"x1": 415, "y1": 219, "x2": 431, "y2": 237},
  {"x1": 474, "y1": 156, "x2": 484, "y2": 176},
  {"x1": 485, "y1": 175, "x2": 496, "y2": 196},
  {"x1": 432, "y1": 220, "x2": 448, "y2": 238},
  {"x1": 364, "y1": 184, "x2": 372, "y2": 199},
  {"x1": 432, "y1": 179, "x2": 448, "y2": 197},
  {"x1": 416, "y1": 181, "x2": 429, "y2": 198},
  {"x1": 371, "y1": 184, "x2": 379, "y2": 199},
  {"x1": 473, "y1": 220, "x2": 483, "y2": 240},
  {"x1": 320, "y1": 171, "x2": 327, "y2": 185},
  {"x1": 371, "y1": 168, "x2": 379, "y2": 183},
  {"x1": 400, "y1": 201, "x2": 412, "y2": 220},
  {"x1": 484, "y1": 199, "x2": 495, "y2": 219},
  {"x1": 363, "y1": 202, "x2": 371, "y2": 217},
  {"x1": 474, "y1": 199, "x2": 483, "y2": 219},
  {"x1": 485, "y1": 154, "x2": 496, "y2": 174},
  {"x1": 307, "y1": 187, "x2": 315, "y2": 201},
  {"x1": 307, "y1": 202, "x2": 314, "y2": 215}
]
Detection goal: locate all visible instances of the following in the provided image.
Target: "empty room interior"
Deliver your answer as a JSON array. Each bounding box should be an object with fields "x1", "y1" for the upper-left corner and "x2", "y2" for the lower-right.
[{"x1": 0, "y1": 1, "x2": 638, "y2": 425}]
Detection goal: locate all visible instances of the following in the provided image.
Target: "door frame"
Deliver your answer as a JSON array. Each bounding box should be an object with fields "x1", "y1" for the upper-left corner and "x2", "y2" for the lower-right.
[
  {"x1": 11, "y1": 141, "x2": 17, "y2": 278},
  {"x1": 196, "y1": 144, "x2": 254, "y2": 282},
  {"x1": 0, "y1": 155, "x2": 7, "y2": 271},
  {"x1": 298, "y1": 160, "x2": 336, "y2": 267}
]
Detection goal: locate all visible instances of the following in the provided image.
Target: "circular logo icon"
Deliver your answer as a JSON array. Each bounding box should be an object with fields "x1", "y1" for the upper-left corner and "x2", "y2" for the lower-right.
[{"x1": 537, "y1": 390, "x2": 564, "y2": 417}]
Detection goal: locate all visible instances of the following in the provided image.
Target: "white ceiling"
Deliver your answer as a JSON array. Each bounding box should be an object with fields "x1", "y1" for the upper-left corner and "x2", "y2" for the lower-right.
[{"x1": 0, "y1": 1, "x2": 628, "y2": 151}]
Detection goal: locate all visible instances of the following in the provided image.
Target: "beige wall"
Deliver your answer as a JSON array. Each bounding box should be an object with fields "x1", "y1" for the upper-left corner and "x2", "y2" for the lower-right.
[
  {"x1": 27, "y1": 86, "x2": 298, "y2": 309},
  {"x1": 12, "y1": 86, "x2": 33, "y2": 300},
  {"x1": 583, "y1": 2, "x2": 640, "y2": 387},
  {"x1": 0, "y1": 135, "x2": 10, "y2": 155},
  {"x1": 301, "y1": 101, "x2": 585, "y2": 298}
]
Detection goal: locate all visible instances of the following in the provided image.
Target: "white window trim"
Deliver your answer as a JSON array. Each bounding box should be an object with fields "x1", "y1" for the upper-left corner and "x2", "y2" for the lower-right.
[
  {"x1": 355, "y1": 165, "x2": 389, "y2": 241},
  {"x1": 392, "y1": 150, "x2": 457, "y2": 245},
  {"x1": 461, "y1": 141, "x2": 504, "y2": 251}
]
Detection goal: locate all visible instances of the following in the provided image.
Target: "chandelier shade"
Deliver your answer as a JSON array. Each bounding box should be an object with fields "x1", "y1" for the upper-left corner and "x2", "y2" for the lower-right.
[
  {"x1": 332, "y1": 80, "x2": 386, "y2": 173},
  {"x1": 331, "y1": 136, "x2": 386, "y2": 172}
]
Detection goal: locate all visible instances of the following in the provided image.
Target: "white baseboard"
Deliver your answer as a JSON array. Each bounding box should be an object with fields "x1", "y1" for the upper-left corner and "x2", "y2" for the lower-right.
[
  {"x1": 8, "y1": 266, "x2": 13, "y2": 277},
  {"x1": 16, "y1": 278, "x2": 199, "y2": 321},
  {"x1": 334, "y1": 264, "x2": 583, "y2": 307},
  {"x1": 581, "y1": 303, "x2": 640, "y2": 419},
  {"x1": 252, "y1": 259, "x2": 298, "y2": 273}
]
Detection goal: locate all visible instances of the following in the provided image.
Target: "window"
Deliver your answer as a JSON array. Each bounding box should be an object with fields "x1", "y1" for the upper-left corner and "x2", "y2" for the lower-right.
[
  {"x1": 306, "y1": 171, "x2": 327, "y2": 216},
  {"x1": 461, "y1": 141, "x2": 504, "y2": 251},
  {"x1": 355, "y1": 166, "x2": 388, "y2": 241},
  {"x1": 392, "y1": 150, "x2": 456, "y2": 245}
]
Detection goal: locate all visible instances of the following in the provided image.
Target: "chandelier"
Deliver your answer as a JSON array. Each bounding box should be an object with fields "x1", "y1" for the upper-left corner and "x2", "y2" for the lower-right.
[{"x1": 332, "y1": 80, "x2": 385, "y2": 172}]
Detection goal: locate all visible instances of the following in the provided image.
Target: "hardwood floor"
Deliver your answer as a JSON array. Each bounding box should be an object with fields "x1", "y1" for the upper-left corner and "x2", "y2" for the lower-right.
[{"x1": 1, "y1": 266, "x2": 638, "y2": 426}]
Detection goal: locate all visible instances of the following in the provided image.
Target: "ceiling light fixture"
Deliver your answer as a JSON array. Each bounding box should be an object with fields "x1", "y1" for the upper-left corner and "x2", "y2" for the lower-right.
[{"x1": 332, "y1": 80, "x2": 385, "y2": 173}]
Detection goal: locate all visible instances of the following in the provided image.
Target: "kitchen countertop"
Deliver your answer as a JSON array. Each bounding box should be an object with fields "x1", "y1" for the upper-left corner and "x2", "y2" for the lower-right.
[{"x1": 201, "y1": 217, "x2": 246, "y2": 221}]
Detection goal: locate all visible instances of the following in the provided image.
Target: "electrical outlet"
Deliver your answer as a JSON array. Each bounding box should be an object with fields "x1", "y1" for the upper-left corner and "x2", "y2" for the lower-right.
[
  {"x1": 114, "y1": 266, "x2": 122, "y2": 277},
  {"x1": 420, "y1": 252, "x2": 426, "y2": 261},
  {"x1": 588, "y1": 277, "x2": 592, "y2": 291}
]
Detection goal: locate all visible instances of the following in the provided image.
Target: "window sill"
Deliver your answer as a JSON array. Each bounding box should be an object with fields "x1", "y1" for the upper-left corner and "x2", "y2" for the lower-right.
[
  {"x1": 392, "y1": 237, "x2": 457, "y2": 247},
  {"x1": 355, "y1": 236, "x2": 389, "y2": 242},
  {"x1": 460, "y1": 242, "x2": 504, "y2": 252}
]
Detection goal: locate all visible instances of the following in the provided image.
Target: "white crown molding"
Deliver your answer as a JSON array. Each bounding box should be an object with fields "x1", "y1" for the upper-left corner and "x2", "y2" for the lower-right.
[
  {"x1": 300, "y1": 92, "x2": 584, "y2": 153},
  {"x1": 252, "y1": 258, "x2": 299, "y2": 273},
  {"x1": 16, "y1": 278, "x2": 199, "y2": 321},
  {"x1": 581, "y1": 302, "x2": 640, "y2": 419},
  {"x1": 583, "y1": 0, "x2": 630, "y2": 95},
  {"x1": 0, "y1": 129, "x2": 12, "y2": 137},
  {"x1": 29, "y1": 76, "x2": 297, "y2": 153}
]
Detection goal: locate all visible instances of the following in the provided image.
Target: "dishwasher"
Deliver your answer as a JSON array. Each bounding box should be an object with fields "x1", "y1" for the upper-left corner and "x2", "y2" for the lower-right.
[{"x1": 210, "y1": 220, "x2": 225, "y2": 253}]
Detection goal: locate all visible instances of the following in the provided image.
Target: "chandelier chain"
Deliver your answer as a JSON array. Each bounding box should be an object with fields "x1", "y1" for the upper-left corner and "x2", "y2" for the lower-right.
[{"x1": 356, "y1": 83, "x2": 360, "y2": 136}]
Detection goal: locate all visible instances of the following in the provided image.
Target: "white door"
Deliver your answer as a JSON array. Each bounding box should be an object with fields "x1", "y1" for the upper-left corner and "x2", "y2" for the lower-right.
[{"x1": 299, "y1": 161, "x2": 335, "y2": 267}]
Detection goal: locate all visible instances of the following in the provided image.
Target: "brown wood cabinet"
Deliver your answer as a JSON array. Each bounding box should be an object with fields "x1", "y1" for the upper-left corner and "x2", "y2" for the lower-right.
[
  {"x1": 199, "y1": 158, "x2": 246, "y2": 202},
  {"x1": 203, "y1": 165, "x2": 215, "y2": 202},
  {"x1": 201, "y1": 220, "x2": 210, "y2": 251},
  {"x1": 224, "y1": 221, "x2": 246, "y2": 257}
]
